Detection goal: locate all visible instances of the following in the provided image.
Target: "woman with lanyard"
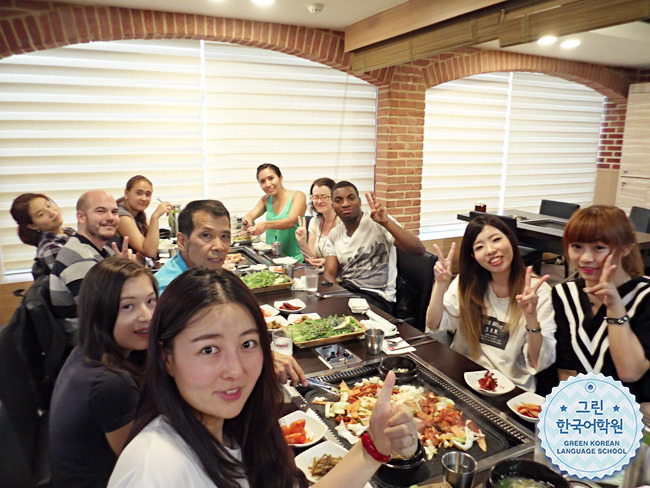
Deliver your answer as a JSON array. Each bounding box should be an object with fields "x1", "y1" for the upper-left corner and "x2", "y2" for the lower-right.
[
  {"x1": 295, "y1": 177, "x2": 339, "y2": 267},
  {"x1": 242, "y1": 164, "x2": 306, "y2": 263}
]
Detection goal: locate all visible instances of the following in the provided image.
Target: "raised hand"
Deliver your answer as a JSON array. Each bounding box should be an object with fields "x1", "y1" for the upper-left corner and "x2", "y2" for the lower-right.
[
  {"x1": 433, "y1": 242, "x2": 455, "y2": 284},
  {"x1": 367, "y1": 371, "x2": 418, "y2": 459},
  {"x1": 152, "y1": 201, "x2": 173, "y2": 220},
  {"x1": 295, "y1": 216, "x2": 308, "y2": 245},
  {"x1": 365, "y1": 192, "x2": 388, "y2": 225},
  {"x1": 516, "y1": 266, "x2": 550, "y2": 317},
  {"x1": 111, "y1": 236, "x2": 135, "y2": 261},
  {"x1": 583, "y1": 254, "x2": 623, "y2": 309}
]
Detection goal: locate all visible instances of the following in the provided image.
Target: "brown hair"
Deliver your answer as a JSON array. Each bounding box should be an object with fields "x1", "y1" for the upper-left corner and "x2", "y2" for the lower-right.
[
  {"x1": 308, "y1": 177, "x2": 335, "y2": 215},
  {"x1": 10, "y1": 193, "x2": 52, "y2": 246},
  {"x1": 563, "y1": 205, "x2": 643, "y2": 277},
  {"x1": 117, "y1": 175, "x2": 153, "y2": 236},
  {"x1": 458, "y1": 215, "x2": 526, "y2": 357}
]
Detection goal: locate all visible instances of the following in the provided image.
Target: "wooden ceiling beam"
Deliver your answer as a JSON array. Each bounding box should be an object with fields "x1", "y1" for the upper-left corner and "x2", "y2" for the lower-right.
[
  {"x1": 498, "y1": 0, "x2": 650, "y2": 46},
  {"x1": 344, "y1": 0, "x2": 507, "y2": 52},
  {"x1": 349, "y1": 0, "x2": 650, "y2": 74}
]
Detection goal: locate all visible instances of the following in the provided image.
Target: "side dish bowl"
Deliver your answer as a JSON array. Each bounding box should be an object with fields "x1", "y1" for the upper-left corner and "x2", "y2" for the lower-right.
[
  {"x1": 378, "y1": 355, "x2": 418, "y2": 385},
  {"x1": 486, "y1": 459, "x2": 570, "y2": 488}
]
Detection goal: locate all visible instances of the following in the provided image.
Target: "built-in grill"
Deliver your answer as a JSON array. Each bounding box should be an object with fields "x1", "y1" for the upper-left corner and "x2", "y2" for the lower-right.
[{"x1": 297, "y1": 354, "x2": 534, "y2": 487}]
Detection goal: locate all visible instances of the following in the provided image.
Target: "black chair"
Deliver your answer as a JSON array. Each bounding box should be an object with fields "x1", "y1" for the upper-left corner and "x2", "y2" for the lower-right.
[
  {"x1": 396, "y1": 248, "x2": 437, "y2": 331},
  {"x1": 539, "y1": 199, "x2": 580, "y2": 219},
  {"x1": 0, "y1": 325, "x2": 51, "y2": 488},
  {"x1": 469, "y1": 211, "x2": 543, "y2": 274},
  {"x1": 629, "y1": 206, "x2": 650, "y2": 233},
  {"x1": 31, "y1": 259, "x2": 50, "y2": 280}
]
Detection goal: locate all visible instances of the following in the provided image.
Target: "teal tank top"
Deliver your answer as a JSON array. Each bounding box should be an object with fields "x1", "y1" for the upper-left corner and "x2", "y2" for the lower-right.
[{"x1": 266, "y1": 192, "x2": 304, "y2": 263}]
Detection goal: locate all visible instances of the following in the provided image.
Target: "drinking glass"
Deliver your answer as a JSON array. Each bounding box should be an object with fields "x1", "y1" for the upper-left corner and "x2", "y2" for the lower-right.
[
  {"x1": 271, "y1": 329, "x2": 293, "y2": 357},
  {"x1": 304, "y1": 267, "x2": 319, "y2": 292},
  {"x1": 442, "y1": 451, "x2": 476, "y2": 488}
]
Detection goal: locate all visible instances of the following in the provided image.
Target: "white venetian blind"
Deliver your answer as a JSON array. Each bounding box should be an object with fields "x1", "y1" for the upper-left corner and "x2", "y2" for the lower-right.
[
  {"x1": 0, "y1": 40, "x2": 377, "y2": 274},
  {"x1": 201, "y1": 41, "x2": 377, "y2": 218},
  {"x1": 420, "y1": 71, "x2": 604, "y2": 237}
]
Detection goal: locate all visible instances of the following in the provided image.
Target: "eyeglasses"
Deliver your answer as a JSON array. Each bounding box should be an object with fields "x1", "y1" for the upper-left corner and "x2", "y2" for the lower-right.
[{"x1": 310, "y1": 195, "x2": 331, "y2": 202}]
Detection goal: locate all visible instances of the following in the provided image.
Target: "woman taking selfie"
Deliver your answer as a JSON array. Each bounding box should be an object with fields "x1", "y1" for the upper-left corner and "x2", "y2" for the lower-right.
[
  {"x1": 295, "y1": 177, "x2": 339, "y2": 267},
  {"x1": 553, "y1": 205, "x2": 650, "y2": 403},
  {"x1": 116, "y1": 175, "x2": 173, "y2": 259},
  {"x1": 425, "y1": 214, "x2": 556, "y2": 392},
  {"x1": 50, "y1": 257, "x2": 157, "y2": 488},
  {"x1": 109, "y1": 268, "x2": 417, "y2": 488},
  {"x1": 10, "y1": 192, "x2": 75, "y2": 271},
  {"x1": 242, "y1": 164, "x2": 306, "y2": 263}
]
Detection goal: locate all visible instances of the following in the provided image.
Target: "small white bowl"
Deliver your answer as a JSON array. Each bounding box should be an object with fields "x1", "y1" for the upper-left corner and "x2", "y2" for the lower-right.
[
  {"x1": 279, "y1": 411, "x2": 327, "y2": 448},
  {"x1": 259, "y1": 304, "x2": 279, "y2": 318},
  {"x1": 274, "y1": 299, "x2": 306, "y2": 313},
  {"x1": 464, "y1": 370, "x2": 516, "y2": 396},
  {"x1": 265, "y1": 315, "x2": 288, "y2": 329},
  {"x1": 295, "y1": 441, "x2": 372, "y2": 487},
  {"x1": 507, "y1": 391, "x2": 545, "y2": 423}
]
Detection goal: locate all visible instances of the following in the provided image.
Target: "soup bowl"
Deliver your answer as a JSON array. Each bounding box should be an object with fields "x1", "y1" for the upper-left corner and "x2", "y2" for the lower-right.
[
  {"x1": 378, "y1": 355, "x2": 418, "y2": 385},
  {"x1": 486, "y1": 459, "x2": 570, "y2": 488}
]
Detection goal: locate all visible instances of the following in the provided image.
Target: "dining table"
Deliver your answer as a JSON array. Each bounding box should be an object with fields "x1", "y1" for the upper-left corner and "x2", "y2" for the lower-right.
[
  {"x1": 457, "y1": 209, "x2": 650, "y2": 255},
  {"x1": 237, "y1": 246, "x2": 540, "y2": 487}
]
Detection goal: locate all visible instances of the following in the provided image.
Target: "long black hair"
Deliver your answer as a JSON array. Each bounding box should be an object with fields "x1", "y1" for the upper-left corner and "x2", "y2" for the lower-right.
[
  {"x1": 129, "y1": 268, "x2": 306, "y2": 488},
  {"x1": 10, "y1": 193, "x2": 52, "y2": 246},
  {"x1": 78, "y1": 257, "x2": 157, "y2": 382},
  {"x1": 116, "y1": 175, "x2": 152, "y2": 236},
  {"x1": 457, "y1": 215, "x2": 526, "y2": 356}
]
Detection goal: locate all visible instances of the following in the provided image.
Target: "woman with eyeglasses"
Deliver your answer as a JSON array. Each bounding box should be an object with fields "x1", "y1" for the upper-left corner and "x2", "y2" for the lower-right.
[
  {"x1": 295, "y1": 177, "x2": 339, "y2": 267},
  {"x1": 242, "y1": 164, "x2": 306, "y2": 263}
]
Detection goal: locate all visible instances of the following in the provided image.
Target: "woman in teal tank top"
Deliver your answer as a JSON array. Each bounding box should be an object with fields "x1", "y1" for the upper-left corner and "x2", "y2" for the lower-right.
[{"x1": 242, "y1": 164, "x2": 306, "y2": 263}]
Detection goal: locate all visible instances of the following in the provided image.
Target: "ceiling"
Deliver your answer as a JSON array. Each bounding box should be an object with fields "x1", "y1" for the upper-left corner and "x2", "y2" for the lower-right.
[{"x1": 54, "y1": 0, "x2": 650, "y2": 69}]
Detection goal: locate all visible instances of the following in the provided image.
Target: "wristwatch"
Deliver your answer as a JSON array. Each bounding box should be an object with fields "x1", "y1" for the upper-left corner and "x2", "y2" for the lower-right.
[{"x1": 605, "y1": 315, "x2": 629, "y2": 325}]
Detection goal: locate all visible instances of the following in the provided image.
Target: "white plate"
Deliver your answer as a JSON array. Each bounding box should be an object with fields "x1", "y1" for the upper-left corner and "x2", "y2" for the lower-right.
[
  {"x1": 249, "y1": 263, "x2": 267, "y2": 271},
  {"x1": 274, "y1": 299, "x2": 306, "y2": 313},
  {"x1": 287, "y1": 312, "x2": 321, "y2": 324},
  {"x1": 295, "y1": 441, "x2": 372, "y2": 487},
  {"x1": 464, "y1": 370, "x2": 516, "y2": 396},
  {"x1": 273, "y1": 257, "x2": 298, "y2": 265},
  {"x1": 265, "y1": 315, "x2": 288, "y2": 329},
  {"x1": 252, "y1": 242, "x2": 272, "y2": 252},
  {"x1": 260, "y1": 304, "x2": 279, "y2": 318},
  {"x1": 507, "y1": 391, "x2": 545, "y2": 423},
  {"x1": 279, "y1": 411, "x2": 327, "y2": 448}
]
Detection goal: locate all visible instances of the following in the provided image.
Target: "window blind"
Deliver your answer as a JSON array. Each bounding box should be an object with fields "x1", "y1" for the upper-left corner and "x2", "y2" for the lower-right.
[
  {"x1": 420, "y1": 72, "x2": 604, "y2": 237},
  {"x1": 0, "y1": 40, "x2": 377, "y2": 274}
]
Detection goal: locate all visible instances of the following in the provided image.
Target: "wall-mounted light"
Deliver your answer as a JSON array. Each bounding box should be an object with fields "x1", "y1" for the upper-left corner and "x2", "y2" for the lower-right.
[
  {"x1": 537, "y1": 36, "x2": 557, "y2": 46},
  {"x1": 251, "y1": 0, "x2": 275, "y2": 6},
  {"x1": 560, "y1": 39, "x2": 581, "y2": 49}
]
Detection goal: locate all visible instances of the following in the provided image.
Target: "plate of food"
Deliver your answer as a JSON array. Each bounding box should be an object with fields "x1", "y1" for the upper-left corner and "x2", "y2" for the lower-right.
[
  {"x1": 274, "y1": 299, "x2": 306, "y2": 313},
  {"x1": 506, "y1": 391, "x2": 544, "y2": 422},
  {"x1": 279, "y1": 411, "x2": 327, "y2": 448},
  {"x1": 288, "y1": 314, "x2": 365, "y2": 348},
  {"x1": 464, "y1": 370, "x2": 515, "y2": 396},
  {"x1": 241, "y1": 270, "x2": 294, "y2": 294},
  {"x1": 260, "y1": 304, "x2": 279, "y2": 318},
  {"x1": 294, "y1": 441, "x2": 371, "y2": 487},
  {"x1": 265, "y1": 315, "x2": 288, "y2": 330},
  {"x1": 232, "y1": 232, "x2": 255, "y2": 245}
]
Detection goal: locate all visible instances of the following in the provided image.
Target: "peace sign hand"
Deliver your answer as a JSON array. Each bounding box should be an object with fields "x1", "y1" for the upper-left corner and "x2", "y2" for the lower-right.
[
  {"x1": 295, "y1": 216, "x2": 308, "y2": 245},
  {"x1": 365, "y1": 191, "x2": 388, "y2": 224},
  {"x1": 516, "y1": 266, "x2": 550, "y2": 317},
  {"x1": 583, "y1": 254, "x2": 623, "y2": 309},
  {"x1": 433, "y1": 242, "x2": 455, "y2": 284},
  {"x1": 111, "y1": 236, "x2": 135, "y2": 261}
]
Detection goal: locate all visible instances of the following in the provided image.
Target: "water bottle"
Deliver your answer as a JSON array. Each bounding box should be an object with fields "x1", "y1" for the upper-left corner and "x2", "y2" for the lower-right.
[
  {"x1": 622, "y1": 409, "x2": 650, "y2": 488},
  {"x1": 168, "y1": 204, "x2": 181, "y2": 236}
]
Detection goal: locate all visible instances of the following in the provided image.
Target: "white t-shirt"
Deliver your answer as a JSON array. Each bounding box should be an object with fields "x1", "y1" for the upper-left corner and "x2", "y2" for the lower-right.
[
  {"x1": 324, "y1": 212, "x2": 397, "y2": 302},
  {"x1": 440, "y1": 276, "x2": 556, "y2": 391},
  {"x1": 108, "y1": 416, "x2": 250, "y2": 488}
]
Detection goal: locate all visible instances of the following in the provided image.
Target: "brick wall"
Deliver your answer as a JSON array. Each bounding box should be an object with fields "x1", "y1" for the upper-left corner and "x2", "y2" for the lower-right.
[
  {"x1": 597, "y1": 101, "x2": 626, "y2": 170},
  {"x1": 0, "y1": 0, "x2": 639, "y2": 232}
]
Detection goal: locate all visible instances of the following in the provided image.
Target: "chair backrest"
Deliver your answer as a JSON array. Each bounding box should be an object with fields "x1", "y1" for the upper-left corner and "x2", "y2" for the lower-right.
[
  {"x1": 23, "y1": 275, "x2": 70, "y2": 409},
  {"x1": 629, "y1": 206, "x2": 650, "y2": 233},
  {"x1": 0, "y1": 398, "x2": 37, "y2": 488},
  {"x1": 396, "y1": 248, "x2": 438, "y2": 331},
  {"x1": 539, "y1": 199, "x2": 580, "y2": 219}
]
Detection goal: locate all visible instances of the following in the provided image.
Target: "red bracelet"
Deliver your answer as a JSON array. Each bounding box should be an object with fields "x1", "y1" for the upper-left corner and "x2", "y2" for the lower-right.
[{"x1": 361, "y1": 431, "x2": 390, "y2": 463}]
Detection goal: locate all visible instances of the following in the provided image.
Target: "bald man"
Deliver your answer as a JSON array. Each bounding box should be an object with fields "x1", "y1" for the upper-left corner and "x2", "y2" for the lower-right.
[{"x1": 50, "y1": 190, "x2": 123, "y2": 339}]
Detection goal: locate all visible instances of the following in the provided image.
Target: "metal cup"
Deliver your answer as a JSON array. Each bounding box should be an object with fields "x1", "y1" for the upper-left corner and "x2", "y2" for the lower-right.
[
  {"x1": 282, "y1": 263, "x2": 294, "y2": 278},
  {"x1": 272, "y1": 241, "x2": 282, "y2": 256},
  {"x1": 365, "y1": 329, "x2": 384, "y2": 355},
  {"x1": 442, "y1": 451, "x2": 476, "y2": 488}
]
